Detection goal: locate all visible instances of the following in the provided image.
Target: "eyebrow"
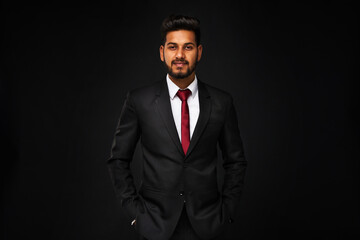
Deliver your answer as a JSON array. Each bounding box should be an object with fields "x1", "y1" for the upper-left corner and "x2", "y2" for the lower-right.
[{"x1": 166, "y1": 42, "x2": 196, "y2": 46}]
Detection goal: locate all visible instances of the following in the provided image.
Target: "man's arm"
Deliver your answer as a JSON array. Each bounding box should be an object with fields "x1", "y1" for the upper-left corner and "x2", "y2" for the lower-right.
[
  {"x1": 218, "y1": 96, "x2": 247, "y2": 223},
  {"x1": 107, "y1": 92, "x2": 142, "y2": 221}
]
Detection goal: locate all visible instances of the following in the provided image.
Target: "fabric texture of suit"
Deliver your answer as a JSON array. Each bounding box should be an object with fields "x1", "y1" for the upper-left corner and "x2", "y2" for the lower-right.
[{"x1": 107, "y1": 78, "x2": 247, "y2": 240}]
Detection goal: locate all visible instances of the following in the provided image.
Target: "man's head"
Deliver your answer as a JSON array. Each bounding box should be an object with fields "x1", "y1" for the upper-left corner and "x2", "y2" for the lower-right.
[{"x1": 160, "y1": 15, "x2": 202, "y2": 81}]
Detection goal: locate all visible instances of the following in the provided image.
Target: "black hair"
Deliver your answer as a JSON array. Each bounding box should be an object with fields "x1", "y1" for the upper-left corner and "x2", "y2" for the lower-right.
[{"x1": 160, "y1": 15, "x2": 201, "y2": 46}]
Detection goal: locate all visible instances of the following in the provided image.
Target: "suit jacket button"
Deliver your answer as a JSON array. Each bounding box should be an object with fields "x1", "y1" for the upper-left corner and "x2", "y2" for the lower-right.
[
  {"x1": 179, "y1": 191, "x2": 184, "y2": 196},
  {"x1": 228, "y1": 218, "x2": 234, "y2": 223}
]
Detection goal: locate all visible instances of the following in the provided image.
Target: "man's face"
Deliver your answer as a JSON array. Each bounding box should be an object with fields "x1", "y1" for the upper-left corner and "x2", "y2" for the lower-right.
[{"x1": 160, "y1": 30, "x2": 202, "y2": 80}]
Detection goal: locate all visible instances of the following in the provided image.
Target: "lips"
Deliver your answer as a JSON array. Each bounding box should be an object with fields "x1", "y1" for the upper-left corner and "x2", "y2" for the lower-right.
[{"x1": 172, "y1": 61, "x2": 188, "y2": 67}]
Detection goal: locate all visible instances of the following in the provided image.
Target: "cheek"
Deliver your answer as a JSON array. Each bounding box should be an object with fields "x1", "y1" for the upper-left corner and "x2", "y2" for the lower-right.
[
  {"x1": 164, "y1": 52, "x2": 173, "y2": 64},
  {"x1": 187, "y1": 52, "x2": 198, "y2": 63}
]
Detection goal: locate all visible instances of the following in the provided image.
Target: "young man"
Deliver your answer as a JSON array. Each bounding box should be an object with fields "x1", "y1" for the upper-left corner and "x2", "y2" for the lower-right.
[{"x1": 107, "y1": 15, "x2": 247, "y2": 240}]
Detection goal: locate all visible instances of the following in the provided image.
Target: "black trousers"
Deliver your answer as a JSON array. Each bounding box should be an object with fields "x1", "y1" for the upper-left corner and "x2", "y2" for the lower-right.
[{"x1": 139, "y1": 205, "x2": 203, "y2": 240}]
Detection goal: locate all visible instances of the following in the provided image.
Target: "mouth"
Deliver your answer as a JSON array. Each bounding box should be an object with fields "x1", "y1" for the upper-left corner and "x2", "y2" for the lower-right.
[{"x1": 172, "y1": 61, "x2": 188, "y2": 68}]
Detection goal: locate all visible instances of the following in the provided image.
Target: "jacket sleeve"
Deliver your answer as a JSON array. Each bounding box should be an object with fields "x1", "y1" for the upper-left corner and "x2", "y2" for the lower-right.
[
  {"x1": 107, "y1": 91, "x2": 142, "y2": 220},
  {"x1": 218, "y1": 96, "x2": 247, "y2": 223}
]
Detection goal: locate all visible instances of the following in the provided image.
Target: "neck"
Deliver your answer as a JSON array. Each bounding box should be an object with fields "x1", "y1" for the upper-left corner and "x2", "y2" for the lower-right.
[{"x1": 169, "y1": 72, "x2": 196, "y2": 89}]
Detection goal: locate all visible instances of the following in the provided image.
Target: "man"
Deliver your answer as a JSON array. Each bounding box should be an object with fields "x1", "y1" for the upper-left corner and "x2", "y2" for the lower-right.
[{"x1": 107, "y1": 15, "x2": 247, "y2": 240}]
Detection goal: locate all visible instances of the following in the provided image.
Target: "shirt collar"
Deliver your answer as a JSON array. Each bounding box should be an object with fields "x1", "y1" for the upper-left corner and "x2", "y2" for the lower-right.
[{"x1": 166, "y1": 74, "x2": 198, "y2": 100}]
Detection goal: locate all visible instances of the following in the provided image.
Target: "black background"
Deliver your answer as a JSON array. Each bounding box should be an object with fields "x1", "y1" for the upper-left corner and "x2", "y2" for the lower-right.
[{"x1": 2, "y1": 0, "x2": 359, "y2": 239}]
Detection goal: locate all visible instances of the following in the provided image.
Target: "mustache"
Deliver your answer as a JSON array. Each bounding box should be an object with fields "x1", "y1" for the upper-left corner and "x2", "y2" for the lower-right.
[{"x1": 172, "y1": 59, "x2": 188, "y2": 64}]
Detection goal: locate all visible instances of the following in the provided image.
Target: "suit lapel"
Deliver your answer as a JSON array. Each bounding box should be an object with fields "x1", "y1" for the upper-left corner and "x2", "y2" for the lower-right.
[
  {"x1": 155, "y1": 80, "x2": 185, "y2": 156},
  {"x1": 186, "y1": 80, "x2": 212, "y2": 158},
  {"x1": 154, "y1": 79, "x2": 212, "y2": 158}
]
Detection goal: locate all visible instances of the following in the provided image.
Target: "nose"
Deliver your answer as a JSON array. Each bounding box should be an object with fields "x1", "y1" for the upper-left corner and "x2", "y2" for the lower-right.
[{"x1": 175, "y1": 48, "x2": 185, "y2": 59}]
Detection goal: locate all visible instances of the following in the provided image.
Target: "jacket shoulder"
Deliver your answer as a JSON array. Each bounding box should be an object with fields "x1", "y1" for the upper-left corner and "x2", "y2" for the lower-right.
[
  {"x1": 128, "y1": 80, "x2": 162, "y2": 98},
  {"x1": 201, "y1": 81, "x2": 233, "y2": 102}
]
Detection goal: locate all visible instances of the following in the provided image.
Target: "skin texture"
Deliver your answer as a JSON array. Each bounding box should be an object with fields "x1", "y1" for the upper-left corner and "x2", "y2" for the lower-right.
[{"x1": 160, "y1": 30, "x2": 203, "y2": 89}]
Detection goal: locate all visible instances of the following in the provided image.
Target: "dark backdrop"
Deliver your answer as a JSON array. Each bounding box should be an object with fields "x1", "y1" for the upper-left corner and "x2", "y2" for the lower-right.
[{"x1": 2, "y1": 1, "x2": 359, "y2": 240}]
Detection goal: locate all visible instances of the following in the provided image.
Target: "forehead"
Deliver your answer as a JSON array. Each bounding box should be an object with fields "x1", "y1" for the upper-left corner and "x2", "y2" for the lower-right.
[{"x1": 165, "y1": 30, "x2": 196, "y2": 44}]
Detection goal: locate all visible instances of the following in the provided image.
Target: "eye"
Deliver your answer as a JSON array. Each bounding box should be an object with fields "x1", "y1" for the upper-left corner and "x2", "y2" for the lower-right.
[
  {"x1": 168, "y1": 45, "x2": 176, "y2": 50},
  {"x1": 185, "y1": 45, "x2": 193, "y2": 50}
]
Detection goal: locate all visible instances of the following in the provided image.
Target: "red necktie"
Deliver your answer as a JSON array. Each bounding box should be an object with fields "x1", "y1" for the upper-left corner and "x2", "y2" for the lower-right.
[{"x1": 176, "y1": 89, "x2": 192, "y2": 154}]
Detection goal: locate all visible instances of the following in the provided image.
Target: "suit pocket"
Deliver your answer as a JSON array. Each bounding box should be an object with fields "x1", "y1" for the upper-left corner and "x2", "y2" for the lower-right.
[
  {"x1": 139, "y1": 185, "x2": 166, "y2": 210},
  {"x1": 193, "y1": 189, "x2": 220, "y2": 208},
  {"x1": 140, "y1": 185, "x2": 166, "y2": 197}
]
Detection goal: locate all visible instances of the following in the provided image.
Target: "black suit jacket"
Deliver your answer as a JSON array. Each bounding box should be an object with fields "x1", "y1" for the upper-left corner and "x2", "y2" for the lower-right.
[{"x1": 107, "y1": 79, "x2": 247, "y2": 240}]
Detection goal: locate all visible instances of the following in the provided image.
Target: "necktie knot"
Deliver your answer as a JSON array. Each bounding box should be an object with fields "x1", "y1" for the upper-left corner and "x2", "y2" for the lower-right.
[{"x1": 177, "y1": 89, "x2": 192, "y2": 102}]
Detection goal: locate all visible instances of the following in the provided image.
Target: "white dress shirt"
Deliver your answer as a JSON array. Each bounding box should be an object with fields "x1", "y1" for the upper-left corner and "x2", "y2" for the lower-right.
[{"x1": 166, "y1": 74, "x2": 200, "y2": 141}]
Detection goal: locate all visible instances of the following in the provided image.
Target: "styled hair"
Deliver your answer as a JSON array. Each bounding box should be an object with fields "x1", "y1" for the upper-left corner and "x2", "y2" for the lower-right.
[{"x1": 160, "y1": 15, "x2": 201, "y2": 46}]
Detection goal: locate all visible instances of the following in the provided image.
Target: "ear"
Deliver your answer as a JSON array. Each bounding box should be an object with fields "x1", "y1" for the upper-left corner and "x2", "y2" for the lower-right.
[
  {"x1": 197, "y1": 44, "x2": 203, "y2": 62},
  {"x1": 159, "y1": 45, "x2": 164, "y2": 62}
]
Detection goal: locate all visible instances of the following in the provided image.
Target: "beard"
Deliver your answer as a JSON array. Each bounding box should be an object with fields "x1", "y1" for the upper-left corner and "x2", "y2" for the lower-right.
[{"x1": 164, "y1": 57, "x2": 197, "y2": 79}]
